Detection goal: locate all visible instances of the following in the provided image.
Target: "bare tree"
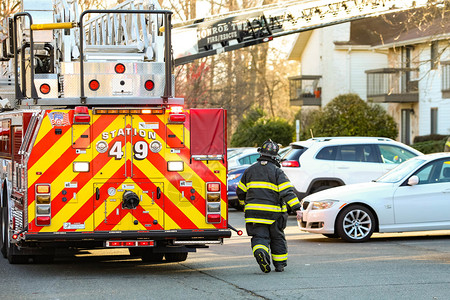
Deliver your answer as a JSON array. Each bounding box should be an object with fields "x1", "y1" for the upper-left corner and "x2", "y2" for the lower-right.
[{"x1": 0, "y1": 0, "x2": 19, "y2": 38}]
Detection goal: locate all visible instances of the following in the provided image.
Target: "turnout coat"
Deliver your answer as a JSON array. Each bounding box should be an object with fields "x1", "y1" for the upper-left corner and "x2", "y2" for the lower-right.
[{"x1": 236, "y1": 157, "x2": 300, "y2": 224}]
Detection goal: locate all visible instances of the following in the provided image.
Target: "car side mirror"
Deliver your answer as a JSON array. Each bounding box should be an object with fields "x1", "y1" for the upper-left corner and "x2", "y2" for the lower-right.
[{"x1": 408, "y1": 175, "x2": 419, "y2": 186}]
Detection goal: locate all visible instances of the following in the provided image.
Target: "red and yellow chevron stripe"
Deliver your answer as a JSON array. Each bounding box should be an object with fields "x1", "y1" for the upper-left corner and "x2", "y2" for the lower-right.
[{"x1": 27, "y1": 108, "x2": 228, "y2": 235}]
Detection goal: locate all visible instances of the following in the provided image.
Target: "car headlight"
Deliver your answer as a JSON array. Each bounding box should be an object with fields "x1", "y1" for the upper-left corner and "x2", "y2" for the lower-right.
[
  {"x1": 311, "y1": 200, "x2": 338, "y2": 210},
  {"x1": 227, "y1": 173, "x2": 242, "y2": 181}
]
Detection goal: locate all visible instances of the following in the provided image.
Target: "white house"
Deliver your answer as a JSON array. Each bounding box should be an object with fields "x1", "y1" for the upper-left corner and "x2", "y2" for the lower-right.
[{"x1": 288, "y1": 7, "x2": 450, "y2": 145}]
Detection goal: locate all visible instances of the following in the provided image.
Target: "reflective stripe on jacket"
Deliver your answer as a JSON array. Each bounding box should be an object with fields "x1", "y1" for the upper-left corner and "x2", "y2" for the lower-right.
[{"x1": 236, "y1": 158, "x2": 300, "y2": 224}]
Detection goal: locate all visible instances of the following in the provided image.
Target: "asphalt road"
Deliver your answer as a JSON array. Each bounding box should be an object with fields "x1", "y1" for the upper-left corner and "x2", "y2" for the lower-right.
[{"x1": 0, "y1": 209, "x2": 449, "y2": 300}]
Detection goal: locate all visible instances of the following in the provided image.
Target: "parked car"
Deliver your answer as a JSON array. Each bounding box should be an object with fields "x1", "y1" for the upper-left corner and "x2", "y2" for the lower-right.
[
  {"x1": 228, "y1": 147, "x2": 253, "y2": 159},
  {"x1": 298, "y1": 153, "x2": 450, "y2": 242},
  {"x1": 228, "y1": 148, "x2": 259, "y2": 169},
  {"x1": 281, "y1": 137, "x2": 423, "y2": 199},
  {"x1": 278, "y1": 146, "x2": 290, "y2": 158},
  {"x1": 227, "y1": 165, "x2": 249, "y2": 210},
  {"x1": 227, "y1": 147, "x2": 288, "y2": 210}
]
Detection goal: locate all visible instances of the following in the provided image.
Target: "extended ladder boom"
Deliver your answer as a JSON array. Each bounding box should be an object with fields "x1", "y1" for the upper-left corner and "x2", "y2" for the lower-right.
[{"x1": 172, "y1": 0, "x2": 445, "y2": 66}]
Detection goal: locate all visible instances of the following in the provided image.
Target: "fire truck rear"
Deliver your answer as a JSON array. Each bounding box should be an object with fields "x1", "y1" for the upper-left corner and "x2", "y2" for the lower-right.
[{"x1": 0, "y1": 0, "x2": 231, "y2": 264}]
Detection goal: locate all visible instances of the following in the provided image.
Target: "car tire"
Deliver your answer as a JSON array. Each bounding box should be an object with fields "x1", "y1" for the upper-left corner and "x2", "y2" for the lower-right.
[
  {"x1": 336, "y1": 205, "x2": 375, "y2": 243},
  {"x1": 165, "y1": 252, "x2": 188, "y2": 262}
]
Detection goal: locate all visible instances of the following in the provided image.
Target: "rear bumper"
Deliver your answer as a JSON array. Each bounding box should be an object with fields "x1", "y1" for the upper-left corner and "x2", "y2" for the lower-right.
[{"x1": 24, "y1": 229, "x2": 232, "y2": 242}]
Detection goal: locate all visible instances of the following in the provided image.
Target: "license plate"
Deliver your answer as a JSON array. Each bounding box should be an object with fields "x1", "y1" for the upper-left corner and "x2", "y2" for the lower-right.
[{"x1": 296, "y1": 211, "x2": 303, "y2": 221}]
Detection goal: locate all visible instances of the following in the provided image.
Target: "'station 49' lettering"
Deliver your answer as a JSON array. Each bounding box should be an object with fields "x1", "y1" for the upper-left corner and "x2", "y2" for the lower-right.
[{"x1": 108, "y1": 141, "x2": 149, "y2": 160}]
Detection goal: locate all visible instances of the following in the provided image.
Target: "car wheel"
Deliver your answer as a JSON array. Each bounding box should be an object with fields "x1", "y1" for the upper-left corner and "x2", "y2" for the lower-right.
[
  {"x1": 165, "y1": 252, "x2": 188, "y2": 262},
  {"x1": 322, "y1": 233, "x2": 339, "y2": 238},
  {"x1": 336, "y1": 205, "x2": 375, "y2": 243}
]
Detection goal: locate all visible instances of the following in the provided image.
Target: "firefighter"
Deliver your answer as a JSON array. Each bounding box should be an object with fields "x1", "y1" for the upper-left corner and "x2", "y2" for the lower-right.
[
  {"x1": 445, "y1": 136, "x2": 450, "y2": 152},
  {"x1": 236, "y1": 139, "x2": 301, "y2": 273}
]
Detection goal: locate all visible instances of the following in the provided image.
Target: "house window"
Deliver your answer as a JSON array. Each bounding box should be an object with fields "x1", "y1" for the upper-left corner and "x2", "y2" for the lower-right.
[
  {"x1": 401, "y1": 109, "x2": 411, "y2": 145},
  {"x1": 431, "y1": 108, "x2": 438, "y2": 134},
  {"x1": 431, "y1": 41, "x2": 439, "y2": 70}
]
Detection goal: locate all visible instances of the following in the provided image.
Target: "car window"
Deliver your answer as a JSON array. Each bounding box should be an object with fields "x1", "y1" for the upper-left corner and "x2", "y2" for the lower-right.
[
  {"x1": 378, "y1": 145, "x2": 416, "y2": 164},
  {"x1": 413, "y1": 159, "x2": 450, "y2": 185},
  {"x1": 238, "y1": 154, "x2": 259, "y2": 165},
  {"x1": 438, "y1": 161, "x2": 450, "y2": 182},
  {"x1": 335, "y1": 144, "x2": 378, "y2": 162},
  {"x1": 316, "y1": 146, "x2": 337, "y2": 160},
  {"x1": 282, "y1": 146, "x2": 307, "y2": 161},
  {"x1": 415, "y1": 164, "x2": 434, "y2": 184}
]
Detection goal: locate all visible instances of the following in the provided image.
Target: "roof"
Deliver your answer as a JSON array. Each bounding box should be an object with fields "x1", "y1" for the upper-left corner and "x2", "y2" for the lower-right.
[
  {"x1": 415, "y1": 152, "x2": 450, "y2": 161},
  {"x1": 340, "y1": 6, "x2": 449, "y2": 48},
  {"x1": 288, "y1": 6, "x2": 449, "y2": 59}
]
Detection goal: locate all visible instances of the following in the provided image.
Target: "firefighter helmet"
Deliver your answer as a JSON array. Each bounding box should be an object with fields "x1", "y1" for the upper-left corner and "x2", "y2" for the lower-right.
[{"x1": 258, "y1": 139, "x2": 279, "y2": 158}]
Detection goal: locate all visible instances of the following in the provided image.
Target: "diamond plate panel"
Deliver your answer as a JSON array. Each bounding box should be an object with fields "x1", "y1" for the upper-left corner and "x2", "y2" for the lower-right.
[{"x1": 61, "y1": 62, "x2": 173, "y2": 98}]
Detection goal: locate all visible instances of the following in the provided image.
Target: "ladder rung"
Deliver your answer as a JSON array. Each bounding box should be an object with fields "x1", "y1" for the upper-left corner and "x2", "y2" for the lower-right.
[
  {"x1": 85, "y1": 45, "x2": 143, "y2": 53},
  {"x1": 85, "y1": 52, "x2": 146, "y2": 61}
]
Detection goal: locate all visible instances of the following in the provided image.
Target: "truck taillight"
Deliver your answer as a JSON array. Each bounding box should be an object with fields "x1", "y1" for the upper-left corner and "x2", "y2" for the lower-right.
[
  {"x1": 207, "y1": 183, "x2": 220, "y2": 192},
  {"x1": 36, "y1": 184, "x2": 50, "y2": 194},
  {"x1": 36, "y1": 216, "x2": 51, "y2": 226},
  {"x1": 73, "y1": 106, "x2": 90, "y2": 124},
  {"x1": 206, "y1": 182, "x2": 221, "y2": 224},
  {"x1": 207, "y1": 214, "x2": 221, "y2": 223},
  {"x1": 169, "y1": 114, "x2": 185, "y2": 123},
  {"x1": 106, "y1": 240, "x2": 155, "y2": 247},
  {"x1": 35, "y1": 184, "x2": 51, "y2": 226}
]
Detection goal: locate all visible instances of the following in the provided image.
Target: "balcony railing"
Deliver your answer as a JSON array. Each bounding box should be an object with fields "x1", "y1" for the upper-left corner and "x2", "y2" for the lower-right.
[
  {"x1": 288, "y1": 75, "x2": 321, "y2": 106},
  {"x1": 442, "y1": 61, "x2": 450, "y2": 99},
  {"x1": 366, "y1": 68, "x2": 419, "y2": 103}
]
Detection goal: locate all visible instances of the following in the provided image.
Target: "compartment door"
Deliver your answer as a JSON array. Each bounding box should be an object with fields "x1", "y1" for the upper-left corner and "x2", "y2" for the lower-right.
[{"x1": 132, "y1": 182, "x2": 165, "y2": 230}]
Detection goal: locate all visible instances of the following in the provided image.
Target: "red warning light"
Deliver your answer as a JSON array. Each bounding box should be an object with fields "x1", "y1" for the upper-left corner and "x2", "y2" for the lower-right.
[
  {"x1": 115, "y1": 63, "x2": 126, "y2": 74},
  {"x1": 40, "y1": 84, "x2": 51, "y2": 94},
  {"x1": 89, "y1": 80, "x2": 100, "y2": 91}
]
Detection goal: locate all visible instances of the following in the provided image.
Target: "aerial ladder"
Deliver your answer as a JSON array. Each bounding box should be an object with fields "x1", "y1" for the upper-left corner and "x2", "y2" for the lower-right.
[{"x1": 172, "y1": 0, "x2": 446, "y2": 66}]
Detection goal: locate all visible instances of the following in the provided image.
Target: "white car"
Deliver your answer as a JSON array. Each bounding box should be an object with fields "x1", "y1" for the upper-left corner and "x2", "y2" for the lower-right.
[
  {"x1": 228, "y1": 148, "x2": 259, "y2": 169},
  {"x1": 281, "y1": 137, "x2": 422, "y2": 199},
  {"x1": 298, "y1": 153, "x2": 450, "y2": 242}
]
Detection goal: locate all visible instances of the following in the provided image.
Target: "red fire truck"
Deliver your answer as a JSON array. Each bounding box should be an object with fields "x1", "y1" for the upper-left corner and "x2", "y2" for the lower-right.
[{"x1": 0, "y1": 0, "x2": 231, "y2": 264}]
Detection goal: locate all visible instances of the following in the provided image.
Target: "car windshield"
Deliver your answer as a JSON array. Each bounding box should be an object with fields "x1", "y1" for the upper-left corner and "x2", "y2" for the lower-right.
[
  {"x1": 376, "y1": 158, "x2": 425, "y2": 183},
  {"x1": 281, "y1": 145, "x2": 308, "y2": 161}
]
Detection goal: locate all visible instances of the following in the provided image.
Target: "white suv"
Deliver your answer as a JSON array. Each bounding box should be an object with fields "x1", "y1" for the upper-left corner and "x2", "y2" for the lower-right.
[{"x1": 280, "y1": 137, "x2": 423, "y2": 199}]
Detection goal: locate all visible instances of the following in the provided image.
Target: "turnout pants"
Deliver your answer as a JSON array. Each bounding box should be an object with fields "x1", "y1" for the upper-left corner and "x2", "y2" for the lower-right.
[{"x1": 246, "y1": 213, "x2": 288, "y2": 267}]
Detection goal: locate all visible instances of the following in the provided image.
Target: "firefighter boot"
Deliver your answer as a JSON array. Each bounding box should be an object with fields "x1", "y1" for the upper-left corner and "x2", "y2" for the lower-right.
[
  {"x1": 275, "y1": 265, "x2": 285, "y2": 272},
  {"x1": 254, "y1": 249, "x2": 271, "y2": 273}
]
